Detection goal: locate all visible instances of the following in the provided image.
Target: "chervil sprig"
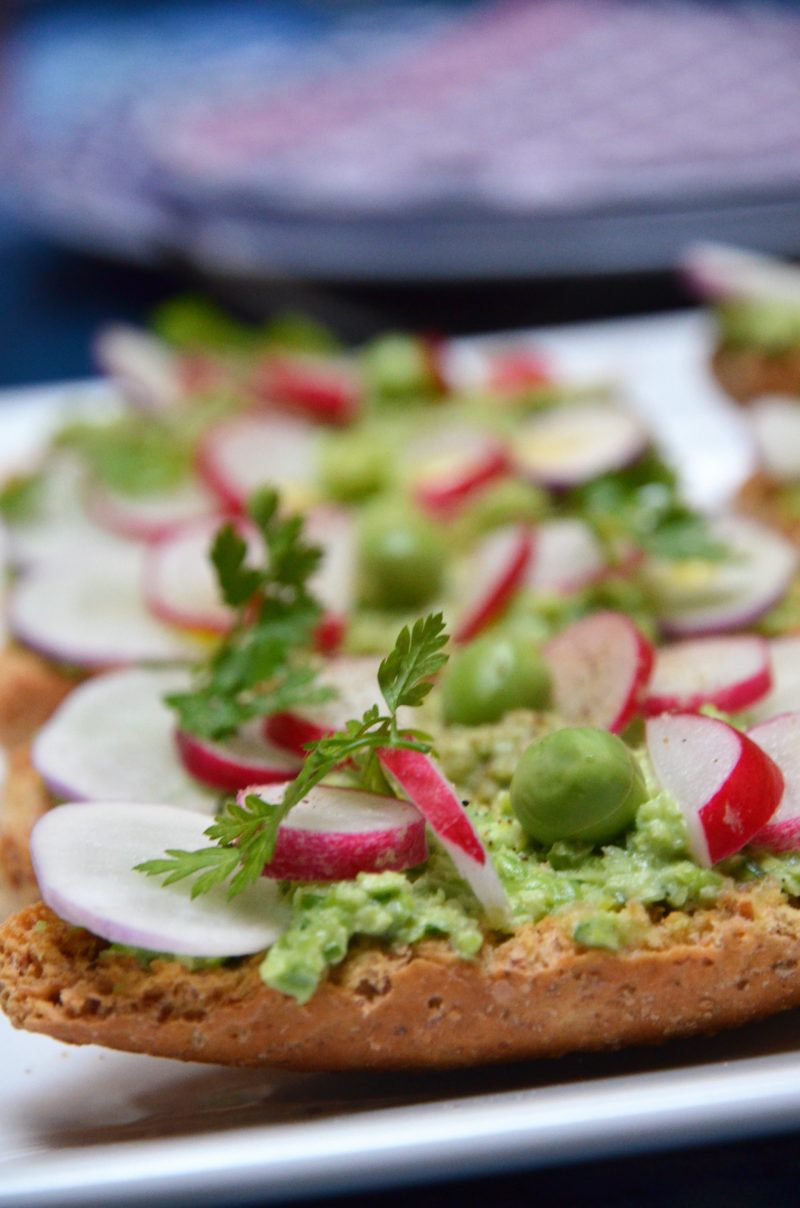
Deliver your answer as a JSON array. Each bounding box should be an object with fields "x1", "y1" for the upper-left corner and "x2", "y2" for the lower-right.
[{"x1": 137, "y1": 612, "x2": 449, "y2": 897}]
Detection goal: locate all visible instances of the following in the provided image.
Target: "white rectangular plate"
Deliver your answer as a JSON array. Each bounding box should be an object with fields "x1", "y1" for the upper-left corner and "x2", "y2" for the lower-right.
[{"x1": 0, "y1": 312, "x2": 775, "y2": 1208}]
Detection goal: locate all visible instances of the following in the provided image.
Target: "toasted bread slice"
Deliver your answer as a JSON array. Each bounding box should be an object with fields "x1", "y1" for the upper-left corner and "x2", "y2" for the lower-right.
[
  {"x1": 0, "y1": 745, "x2": 49, "y2": 900},
  {"x1": 737, "y1": 472, "x2": 800, "y2": 544},
  {"x1": 0, "y1": 646, "x2": 74, "y2": 749},
  {"x1": 711, "y1": 345, "x2": 800, "y2": 405},
  {"x1": 3, "y1": 884, "x2": 800, "y2": 1070}
]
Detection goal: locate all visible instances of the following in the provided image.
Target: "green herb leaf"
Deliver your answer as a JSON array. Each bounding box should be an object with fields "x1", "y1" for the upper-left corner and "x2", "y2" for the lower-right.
[{"x1": 0, "y1": 471, "x2": 43, "y2": 522}]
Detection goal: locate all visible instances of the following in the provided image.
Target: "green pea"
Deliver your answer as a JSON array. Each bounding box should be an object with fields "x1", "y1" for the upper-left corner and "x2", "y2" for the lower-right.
[
  {"x1": 360, "y1": 334, "x2": 437, "y2": 401},
  {"x1": 358, "y1": 505, "x2": 446, "y2": 608},
  {"x1": 510, "y1": 727, "x2": 646, "y2": 847},
  {"x1": 442, "y1": 632, "x2": 552, "y2": 726},
  {"x1": 318, "y1": 432, "x2": 389, "y2": 502}
]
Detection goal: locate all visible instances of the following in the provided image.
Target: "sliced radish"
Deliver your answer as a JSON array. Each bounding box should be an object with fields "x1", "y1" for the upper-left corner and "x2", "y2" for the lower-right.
[
  {"x1": 407, "y1": 425, "x2": 510, "y2": 514},
  {"x1": 176, "y1": 726, "x2": 301, "y2": 792},
  {"x1": 484, "y1": 348, "x2": 551, "y2": 394},
  {"x1": 644, "y1": 635, "x2": 772, "y2": 716},
  {"x1": 86, "y1": 478, "x2": 220, "y2": 542},
  {"x1": 94, "y1": 325, "x2": 183, "y2": 411},
  {"x1": 143, "y1": 516, "x2": 261, "y2": 635},
  {"x1": 377, "y1": 747, "x2": 511, "y2": 926},
  {"x1": 748, "y1": 713, "x2": 800, "y2": 852},
  {"x1": 32, "y1": 802, "x2": 288, "y2": 956},
  {"x1": 9, "y1": 548, "x2": 201, "y2": 668},
  {"x1": 249, "y1": 355, "x2": 361, "y2": 425},
  {"x1": 32, "y1": 668, "x2": 217, "y2": 811},
  {"x1": 265, "y1": 656, "x2": 382, "y2": 755},
  {"x1": 435, "y1": 340, "x2": 549, "y2": 396},
  {"x1": 750, "y1": 636, "x2": 800, "y2": 723},
  {"x1": 646, "y1": 712, "x2": 783, "y2": 866},
  {"x1": 452, "y1": 524, "x2": 534, "y2": 644},
  {"x1": 196, "y1": 413, "x2": 318, "y2": 512},
  {"x1": 681, "y1": 243, "x2": 800, "y2": 306},
  {"x1": 237, "y1": 783, "x2": 426, "y2": 880},
  {"x1": 749, "y1": 396, "x2": 800, "y2": 483},
  {"x1": 305, "y1": 507, "x2": 356, "y2": 652},
  {"x1": 654, "y1": 515, "x2": 798, "y2": 638},
  {"x1": 525, "y1": 518, "x2": 607, "y2": 594},
  {"x1": 543, "y1": 611, "x2": 654, "y2": 733},
  {"x1": 513, "y1": 401, "x2": 648, "y2": 489}
]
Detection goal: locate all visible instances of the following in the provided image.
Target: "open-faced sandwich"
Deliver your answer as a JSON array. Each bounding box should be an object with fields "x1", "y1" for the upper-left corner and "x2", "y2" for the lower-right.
[{"x1": 5, "y1": 300, "x2": 800, "y2": 1070}]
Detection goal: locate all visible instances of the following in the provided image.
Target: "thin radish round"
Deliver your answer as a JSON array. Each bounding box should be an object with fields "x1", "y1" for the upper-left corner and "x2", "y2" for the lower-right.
[
  {"x1": 249, "y1": 356, "x2": 361, "y2": 425},
  {"x1": 144, "y1": 516, "x2": 261, "y2": 635},
  {"x1": 749, "y1": 396, "x2": 800, "y2": 482},
  {"x1": 9, "y1": 548, "x2": 201, "y2": 668},
  {"x1": 654, "y1": 515, "x2": 798, "y2": 637},
  {"x1": 94, "y1": 325, "x2": 183, "y2": 411},
  {"x1": 748, "y1": 713, "x2": 800, "y2": 852},
  {"x1": 86, "y1": 478, "x2": 220, "y2": 543},
  {"x1": 452, "y1": 524, "x2": 534, "y2": 644},
  {"x1": 377, "y1": 747, "x2": 510, "y2": 927},
  {"x1": 525, "y1": 518, "x2": 606, "y2": 594},
  {"x1": 32, "y1": 802, "x2": 288, "y2": 956},
  {"x1": 749, "y1": 636, "x2": 800, "y2": 723},
  {"x1": 513, "y1": 401, "x2": 648, "y2": 489},
  {"x1": 644, "y1": 635, "x2": 772, "y2": 716},
  {"x1": 176, "y1": 726, "x2": 301, "y2": 792},
  {"x1": 238, "y1": 783, "x2": 426, "y2": 880},
  {"x1": 681, "y1": 243, "x2": 800, "y2": 306},
  {"x1": 407, "y1": 425, "x2": 509, "y2": 514},
  {"x1": 32, "y1": 668, "x2": 217, "y2": 811},
  {"x1": 543, "y1": 611, "x2": 654, "y2": 733},
  {"x1": 646, "y1": 712, "x2": 783, "y2": 866},
  {"x1": 265, "y1": 656, "x2": 383, "y2": 755},
  {"x1": 305, "y1": 507, "x2": 356, "y2": 651},
  {"x1": 196, "y1": 413, "x2": 318, "y2": 512}
]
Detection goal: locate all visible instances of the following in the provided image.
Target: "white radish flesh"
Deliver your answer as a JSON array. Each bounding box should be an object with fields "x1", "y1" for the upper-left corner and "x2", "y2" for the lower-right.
[
  {"x1": 513, "y1": 401, "x2": 648, "y2": 489},
  {"x1": 377, "y1": 747, "x2": 510, "y2": 926},
  {"x1": 407, "y1": 426, "x2": 509, "y2": 514},
  {"x1": 196, "y1": 414, "x2": 318, "y2": 512},
  {"x1": 646, "y1": 713, "x2": 783, "y2": 866},
  {"x1": 544, "y1": 611, "x2": 654, "y2": 733},
  {"x1": 682, "y1": 243, "x2": 800, "y2": 306},
  {"x1": 525, "y1": 518, "x2": 606, "y2": 593},
  {"x1": 32, "y1": 802, "x2": 288, "y2": 956},
  {"x1": 86, "y1": 479, "x2": 220, "y2": 543},
  {"x1": 32, "y1": 668, "x2": 217, "y2": 811},
  {"x1": 239, "y1": 783, "x2": 426, "y2": 880},
  {"x1": 265, "y1": 656, "x2": 383, "y2": 754},
  {"x1": 749, "y1": 636, "x2": 800, "y2": 723},
  {"x1": 655, "y1": 515, "x2": 798, "y2": 637},
  {"x1": 452, "y1": 524, "x2": 534, "y2": 644},
  {"x1": 748, "y1": 713, "x2": 800, "y2": 852},
  {"x1": 94, "y1": 325, "x2": 183, "y2": 411},
  {"x1": 9, "y1": 548, "x2": 201, "y2": 668},
  {"x1": 645, "y1": 635, "x2": 771, "y2": 716},
  {"x1": 304, "y1": 507, "x2": 356, "y2": 651},
  {"x1": 749, "y1": 396, "x2": 800, "y2": 483},
  {"x1": 176, "y1": 726, "x2": 301, "y2": 792}
]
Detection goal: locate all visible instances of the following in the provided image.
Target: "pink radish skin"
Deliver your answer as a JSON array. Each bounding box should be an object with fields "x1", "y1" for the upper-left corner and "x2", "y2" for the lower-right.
[
  {"x1": 265, "y1": 656, "x2": 382, "y2": 755},
  {"x1": 646, "y1": 713, "x2": 783, "y2": 866},
  {"x1": 644, "y1": 635, "x2": 772, "y2": 717},
  {"x1": 238, "y1": 783, "x2": 427, "y2": 880},
  {"x1": 249, "y1": 356, "x2": 361, "y2": 426},
  {"x1": 196, "y1": 414, "x2": 317, "y2": 513},
  {"x1": 453, "y1": 524, "x2": 534, "y2": 644},
  {"x1": 176, "y1": 725, "x2": 302, "y2": 792},
  {"x1": 377, "y1": 747, "x2": 511, "y2": 926},
  {"x1": 513, "y1": 401, "x2": 648, "y2": 490},
  {"x1": 86, "y1": 479, "x2": 221, "y2": 543},
  {"x1": 544, "y1": 611, "x2": 655, "y2": 733},
  {"x1": 748, "y1": 713, "x2": 800, "y2": 852},
  {"x1": 409, "y1": 428, "x2": 510, "y2": 515},
  {"x1": 31, "y1": 802, "x2": 288, "y2": 957}
]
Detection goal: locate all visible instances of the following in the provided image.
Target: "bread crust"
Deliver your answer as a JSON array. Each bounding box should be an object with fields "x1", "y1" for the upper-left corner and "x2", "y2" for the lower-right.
[
  {"x1": 0, "y1": 646, "x2": 74, "y2": 749},
  {"x1": 711, "y1": 345, "x2": 800, "y2": 405},
  {"x1": 0, "y1": 746, "x2": 50, "y2": 899},
  {"x1": 736, "y1": 472, "x2": 800, "y2": 545},
  {"x1": 3, "y1": 886, "x2": 800, "y2": 1071}
]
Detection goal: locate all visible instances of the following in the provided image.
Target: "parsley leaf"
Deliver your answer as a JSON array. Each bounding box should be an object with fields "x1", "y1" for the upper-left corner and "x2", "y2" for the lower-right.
[{"x1": 137, "y1": 612, "x2": 449, "y2": 897}]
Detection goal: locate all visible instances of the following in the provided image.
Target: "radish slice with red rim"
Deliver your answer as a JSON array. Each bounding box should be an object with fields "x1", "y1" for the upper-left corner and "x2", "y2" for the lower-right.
[
  {"x1": 176, "y1": 726, "x2": 301, "y2": 792},
  {"x1": 646, "y1": 712, "x2": 783, "y2": 866},
  {"x1": 32, "y1": 668, "x2": 217, "y2": 811},
  {"x1": 748, "y1": 713, "x2": 800, "y2": 852},
  {"x1": 32, "y1": 802, "x2": 288, "y2": 956},
  {"x1": 543, "y1": 611, "x2": 654, "y2": 733},
  {"x1": 9, "y1": 548, "x2": 201, "y2": 668},
  {"x1": 249, "y1": 356, "x2": 361, "y2": 425},
  {"x1": 237, "y1": 783, "x2": 426, "y2": 880},
  {"x1": 265, "y1": 656, "x2": 383, "y2": 755},
  {"x1": 377, "y1": 747, "x2": 510, "y2": 926},
  {"x1": 86, "y1": 479, "x2": 221, "y2": 543},
  {"x1": 644, "y1": 635, "x2": 771, "y2": 717},
  {"x1": 749, "y1": 396, "x2": 800, "y2": 482},
  {"x1": 654, "y1": 515, "x2": 798, "y2": 638},
  {"x1": 196, "y1": 413, "x2": 318, "y2": 512},
  {"x1": 94, "y1": 326, "x2": 183, "y2": 411},
  {"x1": 407, "y1": 425, "x2": 509, "y2": 515},
  {"x1": 513, "y1": 401, "x2": 648, "y2": 489},
  {"x1": 681, "y1": 243, "x2": 800, "y2": 305},
  {"x1": 452, "y1": 524, "x2": 534, "y2": 644},
  {"x1": 525, "y1": 518, "x2": 606, "y2": 594},
  {"x1": 305, "y1": 507, "x2": 356, "y2": 651},
  {"x1": 749, "y1": 636, "x2": 800, "y2": 723}
]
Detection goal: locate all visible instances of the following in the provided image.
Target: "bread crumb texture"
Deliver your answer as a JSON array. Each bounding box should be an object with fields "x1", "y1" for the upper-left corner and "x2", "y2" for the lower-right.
[
  {"x1": 3, "y1": 887, "x2": 800, "y2": 1071},
  {"x1": 0, "y1": 647, "x2": 74, "y2": 749},
  {"x1": 712, "y1": 345, "x2": 800, "y2": 405}
]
